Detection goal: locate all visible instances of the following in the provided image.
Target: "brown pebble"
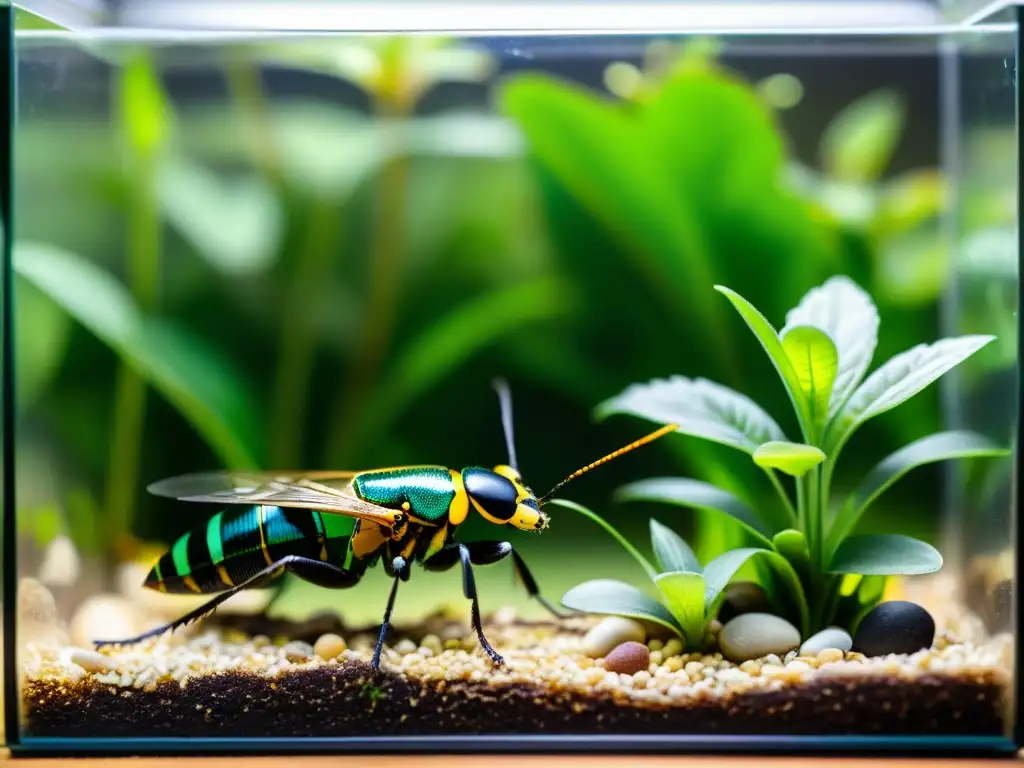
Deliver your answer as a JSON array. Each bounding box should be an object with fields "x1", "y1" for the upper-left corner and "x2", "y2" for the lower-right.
[{"x1": 602, "y1": 641, "x2": 649, "y2": 675}]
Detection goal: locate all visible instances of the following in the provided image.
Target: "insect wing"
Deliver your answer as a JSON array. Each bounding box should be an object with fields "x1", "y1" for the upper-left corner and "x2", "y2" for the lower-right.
[{"x1": 145, "y1": 471, "x2": 400, "y2": 527}]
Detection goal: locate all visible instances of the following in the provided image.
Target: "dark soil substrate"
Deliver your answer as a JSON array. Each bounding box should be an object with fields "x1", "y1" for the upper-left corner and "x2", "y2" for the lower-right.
[{"x1": 23, "y1": 660, "x2": 1007, "y2": 738}]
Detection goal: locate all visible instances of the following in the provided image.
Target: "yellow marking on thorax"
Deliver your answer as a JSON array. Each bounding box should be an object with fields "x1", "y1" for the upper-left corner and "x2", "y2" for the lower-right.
[
  {"x1": 257, "y1": 506, "x2": 273, "y2": 566},
  {"x1": 216, "y1": 564, "x2": 233, "y2": 587},
  {"x1": 470, "y1": 495, "x2": 505, "y2": 526},
  {"x1": 449, "y1": 470, "x2": 469, "y2": 526},
  {"x1": 425, "y1": 525, "x2": 449, "y2": 560}
]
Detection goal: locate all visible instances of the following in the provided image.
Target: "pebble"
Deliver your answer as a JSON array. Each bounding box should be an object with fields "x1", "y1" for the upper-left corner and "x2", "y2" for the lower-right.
[
  {"x1": 662, "y1": 638, "x2": 684, "y2": 658},
  {"x1": 420, "y1": 634, "x2": 443, "y2": 655},
  {"x1": 718, "y1": 613, "x2": 800, "y2": 663},
  {"x1": 37, "y1": 534, "x2": 82, "y2": 587},
  {"x1": 800, "y1": 627, "x2": 853, "y2": 656},
  {"x1": 602, "y1": 641, "x2": 650, "y2": 675},
  {"x1": 313, "y1": 633, "x2": 346, "y2": 660},
  {"x1": 853, "y1": 601, "x2": 936, "y2": 657},
  {"x1": 716, "y1": 581, "x2": 768, "y2": 624},
  {"x1": 19, "y1": 577, "x2": 59, "y2": 626},
  {"x1": 282, "y1": 641, "x2": 313, "y2": 662},
  {"x1": 67, "y1": 648, "x2": 118, "y2": 673},
  {"x1": 69, "y1": 594, "x2": 141, "y2": 649},
  {"x1": 395, "y1": 638, "x2": 418, "y2": 654},
  {"x1": 581, "y1": 616, "x2": 646, "y2": 658}
]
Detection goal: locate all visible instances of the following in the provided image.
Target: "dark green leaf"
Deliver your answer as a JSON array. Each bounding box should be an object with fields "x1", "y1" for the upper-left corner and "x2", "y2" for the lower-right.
[
  {"x1": 702, "y1": 547, "x2": 765, "y2": 615},
  {"x1": 14, "y1": 242, "x2": 262, "y2": 468},
  {"x1": 617, "y1": 478, "x2": 772, "y2": 544},
  {"x1": 649, "y1": 519, "x2": 702, "y2": 574},
  {"x1": 596, "y1": 376, "x2": 785, "y2": 454},
  {"x1": 560, "y1": 579, "x2": 682, "y2": 636},
  {"x1": 654, "y1": 571, "x2": 706, "y2": 646},
  {"x1": 827, "y1": 430, "x2": 1007, "y2": 556},
  {"x1": 828, "y1": 534, "x2": 943, "y2": 575}
]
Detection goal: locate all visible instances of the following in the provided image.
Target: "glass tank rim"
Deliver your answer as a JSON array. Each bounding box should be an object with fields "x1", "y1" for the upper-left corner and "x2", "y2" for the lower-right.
[{"x1": 11, "y1": 21, "x2": 1019, "y2": 42}]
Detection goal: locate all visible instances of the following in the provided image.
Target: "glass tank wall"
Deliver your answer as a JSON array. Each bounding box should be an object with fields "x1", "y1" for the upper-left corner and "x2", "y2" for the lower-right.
[{"x1": 4, "y1": 1, "x2": 1020, "y2": 754}]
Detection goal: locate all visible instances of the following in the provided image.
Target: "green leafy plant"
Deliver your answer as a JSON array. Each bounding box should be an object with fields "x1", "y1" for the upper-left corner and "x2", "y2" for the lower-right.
[
  {"x1": 594, "y1": 274, "x2": 1007, "y2": 636},
  {"x1": 554, "y1": 499, "x2": 805, "y2": 648}
]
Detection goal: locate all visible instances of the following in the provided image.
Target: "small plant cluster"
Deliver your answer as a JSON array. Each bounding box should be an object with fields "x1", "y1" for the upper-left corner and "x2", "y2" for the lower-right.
[{"x1": 557, "y1": 275, "x2": 1006, "y2": 649}]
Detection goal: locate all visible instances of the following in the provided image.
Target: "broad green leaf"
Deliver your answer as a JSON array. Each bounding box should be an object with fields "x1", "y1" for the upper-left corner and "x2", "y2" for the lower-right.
[
  {"x1": 560, "y1": 579, "x2": 682, "y2": 636},
  {"x1": 753, "y1": 441, "x2": 825, "y2": 478},
  {"x1": 15, "y1": 275, "x2": 71, "y2": 411},
  {"x1": 780, "y1": 325, "x2": 837, "y2": 434},
  {"x1": 714, "y1": 285, "x2": 811, "y2": 436},
  {"x1": 826, "y1": 430, "x2": 1007, "y2": 557},
  {"x1": 617, "y1": 478, "x2": 772, "y2": 544},
  {"x1": 120, "y1": 53, "x2": 172, "y2": 157},
  {"x1": 772, "y1": 529, "x2": 811, "y2": 582},
  {"x1": 828, "y1": 534, "x2": 943, "y2": 575},
  {"x1": 595, "y1": 376, "x2": 785, "y2": 454},
  {"x1": 821, "y1": 88, "x2": 904, "y2": 183},
  {"x1": 827, "y1": 336, "x2": 996, "y2": 453},
  {"x1": 701, "y1": 547, "x2": 764, "y2": 614},
  {"x1": 649, "y1": 519, "x2": 702, "y2": 574},
  {"x1": 782, "y1": 276, "x2": 879, "y2": 421},
  {"x1": 14, "y1": 242, "x2": 262, "y2": 468},
  {"x1": 655, "y1": 571, "x2": 707, "y2": 646},
  {"x1": 158, "y1": 159, "x2": 283, "y2": 276}
]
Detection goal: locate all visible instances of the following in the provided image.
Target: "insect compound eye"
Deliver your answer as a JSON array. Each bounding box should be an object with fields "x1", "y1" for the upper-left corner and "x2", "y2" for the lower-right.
[{"x1": 464, "y1": 468, "x2": 518, "y2": 522}]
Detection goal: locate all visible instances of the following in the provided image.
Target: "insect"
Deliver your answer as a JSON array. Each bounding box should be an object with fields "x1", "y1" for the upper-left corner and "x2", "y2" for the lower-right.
[{"x1": 94, "y1": 380, "x2": 678, "y2": 670}]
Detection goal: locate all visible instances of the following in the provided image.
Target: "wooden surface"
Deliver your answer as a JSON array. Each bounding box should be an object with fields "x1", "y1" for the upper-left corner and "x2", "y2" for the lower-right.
[{"x1": 0, "y1": 756, "x2": 1019, "y2": 766}]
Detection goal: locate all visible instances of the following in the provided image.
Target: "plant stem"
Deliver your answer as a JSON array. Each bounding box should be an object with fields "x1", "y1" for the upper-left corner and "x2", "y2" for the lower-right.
[
  {"x1": 224, "y1": 56, "x2": 286, "y2": 191},
  {"x1": 325, "y1": 98, "x2": 411, "y2": 466},
  {"x1": 762, "y1": 468, "x2": 798, "y2": 528},
  {"x1": 548, "y1": 499, "x2": 659, "y2": 582},
  {"x1": 104, "y1": 144, "x2": 159, "y2": 563}
]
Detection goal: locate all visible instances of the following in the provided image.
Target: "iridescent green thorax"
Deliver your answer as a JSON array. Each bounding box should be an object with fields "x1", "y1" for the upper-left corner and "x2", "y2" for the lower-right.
[{"x1": 353, "y1": 466, "x2": 456, "y2": 522}]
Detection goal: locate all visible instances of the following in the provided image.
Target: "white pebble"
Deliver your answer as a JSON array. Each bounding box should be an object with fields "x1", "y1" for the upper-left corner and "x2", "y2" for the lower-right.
[
  {"x1": 67, "y1": 648, "x2": 118, "y2": 673},
  {"x1": 718, "y1": 614, "x2": 800, "y2": 663},
  {"x1": 581, "y1": 616, "x2": 646, "y2": 658},
  {"x1": 800, "y1": 627, "x2": 853, "y2": 656}
]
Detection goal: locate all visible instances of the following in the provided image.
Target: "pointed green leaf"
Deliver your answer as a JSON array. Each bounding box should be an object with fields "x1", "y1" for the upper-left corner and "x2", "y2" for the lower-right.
[
  {"x1": 560, "y1": 579, "x2": 683, "y2": 636},
  {"x1": 617, "y1": 478, "x2": 772, "y2": 544},
  {"x1": 829, "y1": 534, "x2": 942, "y2": 575},
  {"x1": 649, "y1": 519, "x2": 703, "y2": 574},
  {"x1": 753, "y1": 441, "x2": 825, "y2": 478},
  {"x1": 772, "y1": 529, "x2": 811, "y2": 582},
  {"x1": 821, "y1": 88, "x2": 904, "y2": 183},
  {"x1": 780, "y1": 324, "x2": 837, "y2": 433},
  {"x1": 714, "y1": 285, "x2": 812, "y2": 436},
  {"x1": 14, "y1": 242, "x2": 262, "y2": 468},
  {"x1": 827, "y1": 430, "x2": 1007, "y2": 557},
  {"x1": 595, "y1": 376, "x2": 785, "y2": 454},
  {"x1": 702, "y1": 548, "x2": 764, "y2": 614},
  {"x1": 120, "y1": 53, "x2": 172, "y2": 157},
  {"x1": 827, "y1": 336, "x2": 996, "y2": 453},
  {"x1": 654, "y1": 571, "x2": 707, "y2": 646},
  {"x1": 782, "y1": 276, "x2": 878, "y2": 421}
]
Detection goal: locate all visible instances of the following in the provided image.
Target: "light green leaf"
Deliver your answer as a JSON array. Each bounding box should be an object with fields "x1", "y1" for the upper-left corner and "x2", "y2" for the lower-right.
[
  {"x1": 782, "y1": 276, "x2": 878, "y2": 421},
  {"x1": 649, "y1": 519, "x2": 702, "y2": 574},
  {"x1": 828, "y1": 534, "x2": 943, "y2": 575},
  {"x1": 158, "y1": 159, "x2": 283, "y2": 276},
  {"x1": 826, "y1": 430, "x2": 1007, "y2": 557},
  {"x1": 560, "y1": 579, "x2": 683, "y2": 636},
  {"x1": 827, "y1": 336, "x2": 996, "y2": 453},
  {"x1": 876, "y1": 169, "x2": 948, "y2": 238},
  {"x1": 14, "y1": 242, "x2": 262, "y2": 468},
  {"x1": 772, "y1": 529, "x2": 811, "y2": 581},
  {"x1": 617, "y1": 478, "x2": 772, "y2": 544},
  {"x1": 702, "y1": 548, "x2": 764, "y2": 615},
  {"x1": 780, "y1": 324, "x2": 837, "y2": 434},
  {"x1": 753, "y1": 441, "x2": 825, "y2": 478},
  {"x1": 15, "y1": 275, "x2": 71, "y2": 411},
  {"x1": 714, "y1": 285, "x2": 811, "y2": 436},
  {"x1": 821, "y1": 88, "x2": 904, "y2": 183},
  {"x1": 654, "y1": 571, "x2": 707, "y2": 646},
  {"x1": 120, "y1": 53, "x2": 172, "y2": 157},
  {"x1": 595, "y1": 376, "x2": 785, "y2": 454}
]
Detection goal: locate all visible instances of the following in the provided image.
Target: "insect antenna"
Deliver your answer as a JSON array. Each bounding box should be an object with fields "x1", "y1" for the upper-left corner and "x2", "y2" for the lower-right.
[
  {"x1": 537, "y1": 422, "x2": 678, "y2": 505},
  {"x1": 492, "y1": 377, "x2": 519, "y2": 472}
]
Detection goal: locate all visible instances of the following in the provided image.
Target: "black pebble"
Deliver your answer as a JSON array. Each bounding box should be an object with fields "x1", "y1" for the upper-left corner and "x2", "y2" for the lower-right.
[
  {"x1": 852, "y1": 600, "x2": 936, "y2": 657},
  {"x1": 716, "y1": 581, "x2": 769, "y2": 624}
]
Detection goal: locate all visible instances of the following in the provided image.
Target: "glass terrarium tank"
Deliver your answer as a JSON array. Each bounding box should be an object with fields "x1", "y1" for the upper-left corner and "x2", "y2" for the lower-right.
[{"x1": 3, "y1": 0, "x2": 1020, "y2": 755}]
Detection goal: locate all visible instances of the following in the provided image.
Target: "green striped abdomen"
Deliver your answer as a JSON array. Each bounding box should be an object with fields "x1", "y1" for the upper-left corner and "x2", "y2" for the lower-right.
[
  {"x1": 353, "y1": 466, "x2": 455, "y2": 523},
  {"x1": 147, "y1": 505, "x2": 330, "y2": 594}
]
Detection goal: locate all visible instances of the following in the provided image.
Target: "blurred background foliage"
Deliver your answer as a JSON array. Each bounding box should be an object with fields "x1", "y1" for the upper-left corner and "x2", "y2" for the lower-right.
[{"x1": 10, "y1": 17, "x2": 1017, "y2": 626}]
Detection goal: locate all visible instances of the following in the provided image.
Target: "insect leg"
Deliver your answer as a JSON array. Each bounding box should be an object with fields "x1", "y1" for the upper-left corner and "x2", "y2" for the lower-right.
[
  {"x1": 371, "y1": 556, "x2": 408, "y2": 671},
  {"x1": 423, "y1": 543, "x2": 504, "y2": 667},
  {"x1": 463, "y1": 540, "x2": 572, "y2": 619},
  {"x1": 93, "y1": 556, "x2": 359, "y2": 647}
]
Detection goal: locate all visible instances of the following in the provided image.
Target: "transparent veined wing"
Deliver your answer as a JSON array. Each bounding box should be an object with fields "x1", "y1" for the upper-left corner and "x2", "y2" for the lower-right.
[{"x1": 145, "y1": 470, "x2": 411, "y2": 527}]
